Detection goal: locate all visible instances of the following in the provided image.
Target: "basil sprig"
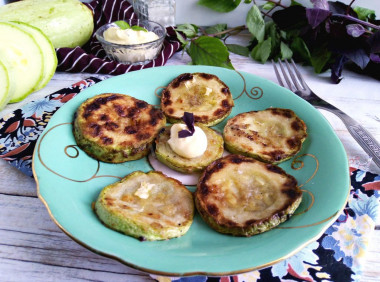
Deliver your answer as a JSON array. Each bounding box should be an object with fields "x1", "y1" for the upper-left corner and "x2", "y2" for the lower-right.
[{"x1": 114, "y1": 20, "x2": 148, "y2": 32}]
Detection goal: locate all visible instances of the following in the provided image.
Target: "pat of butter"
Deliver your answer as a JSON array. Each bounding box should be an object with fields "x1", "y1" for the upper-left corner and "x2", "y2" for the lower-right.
[
  {"x1": 168, "y1": 124, "x2": 208, "y2": 158},
  {"x1": 135, "y1": 182, "x2": 155, "y2": 199},
  {"x1": 204, "y1": 87, "x2": 212, "y2": 96}
]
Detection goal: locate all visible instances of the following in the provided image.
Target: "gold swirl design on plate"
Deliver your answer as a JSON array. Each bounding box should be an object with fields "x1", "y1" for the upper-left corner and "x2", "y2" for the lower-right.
[
  {"x1": 37, "y1": 123, "x2": 122, "y2": 182},
  {"x1": 276, "y1": 211, "x2": 339, "y2": 229},
  {"x1": 233, "y1": 71, "x2": 264, "y2": 100},
  {"x1": 276, "y1": 153, "x2": 335, "y2": 229},
  {"x1": 154, "y1": 86, "x2": 165, "y2": 99},
  {"x1": 294, "y1": 189, "x2": 315, "y2": 216},
  {"x1": 292, "y1": 153, "x2": 319, "y2": 188}
]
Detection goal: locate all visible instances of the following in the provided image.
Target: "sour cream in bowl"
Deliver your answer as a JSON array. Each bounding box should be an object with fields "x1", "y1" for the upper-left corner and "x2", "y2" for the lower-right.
[{"x1": 95, "y1": 20, "x2": 166, "y2": 65}]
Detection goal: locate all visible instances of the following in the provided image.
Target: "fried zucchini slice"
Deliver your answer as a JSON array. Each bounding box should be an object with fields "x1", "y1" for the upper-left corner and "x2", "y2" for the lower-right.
[
  {"x1": 95, "y1": 171, "x2": 194, "y2": 241},
  {"x1": 223, "y1": 108, "x2": 307, "y2": 163},
  {"x1": 195, "y1": 154, "x2": 302, "y2": 236},
  {"x1": 154, "y1": 124, "x2": 224, "y2": 173},
  {"x1": 73, "y1": 93, "x2": 166, "y2": 163},
  {"x1": 161, "y1": 73, "x2": 234, "y2": 126}
]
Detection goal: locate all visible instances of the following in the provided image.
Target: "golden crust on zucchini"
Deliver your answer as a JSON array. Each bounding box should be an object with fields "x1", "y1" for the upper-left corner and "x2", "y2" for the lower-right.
[
  {"x1": 154, "y1": 124, "x2": 224, "y2": 173},
  {"x1": 161, "y1": 73, "x2": 234, "y2": 126},
  {"x1": 223, "y1": 108, "x2": 307, "y2": 163},
  {"x1": 195, "y1": 154, "x2": 302, "y2": 236},
  {"x1": 73, "y1": 93, "x2": 166, "y2": 163},
  {"x1": 95, "y1": 171, "x2": 194, "y2": 241}
]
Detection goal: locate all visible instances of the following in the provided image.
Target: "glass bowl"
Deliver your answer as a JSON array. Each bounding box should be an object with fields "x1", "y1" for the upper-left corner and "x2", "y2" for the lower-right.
[{"x1": 95, "y1": 20, "x2": 166, "y2": 65}]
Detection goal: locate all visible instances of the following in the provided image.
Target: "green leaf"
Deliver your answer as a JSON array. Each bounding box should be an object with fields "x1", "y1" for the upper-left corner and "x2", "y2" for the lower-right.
[
  {"x1": 251, "y1": 38, "x2": 271, "y2": 63},
  {"x1": 131, "y1": 25, "x2": 148, "y2": 32},
  {"x1": 246, "y1": 5, "x2": 265, "y2": 42},
  {"x1": 205, "y1": 23, "x2": 228, "y2": 38},
  {"x1": 176, "y1": 23, "x2": 199, "y2": 38},
  {"x1": 290, "y1": 37, "x2": 311, "y2": 62},
  {"x1": 310, "y1": 44, "x2": 332, "y2": 73},
  {"x1": 353, "y1": 6, "x2": 376, "y2": 21},
  {"x1": 266, "y1": 21, "x2": 280, "y2": 54},
  {"x1": 290, "y1": 0, "x2": 302, "y2": 6},
  {"x1": 280, "y1": 42, "x2": 293, "y2": 59},
  {"x1": 114, "y1": 20, "x2": 130, "y2": 30},
  {"x1": 175, "y1": 30, "x2": 188, "y2": 47},
  {"x1": 198, "y1": 0, "x2": 242, "y2": 13},
  {"x1": 226, "y1": 44, "x2": 249, "y2": 56},
  {"x1": 262, "y1": 2, "x2": 275, "y2": 10},
  {"x1": 188, "y1": 36, "x2": 234, "y2": 69}
]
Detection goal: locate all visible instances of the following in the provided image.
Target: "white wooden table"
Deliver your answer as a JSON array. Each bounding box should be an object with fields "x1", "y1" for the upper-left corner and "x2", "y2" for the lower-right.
[{"x1": 1, "y1": 44, "x2": 380, "y2": 281}]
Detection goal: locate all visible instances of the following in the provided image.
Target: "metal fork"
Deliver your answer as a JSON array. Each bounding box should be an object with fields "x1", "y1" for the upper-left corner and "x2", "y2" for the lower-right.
[{"x1": 272, "y1": 59, "x2": 380, "y2": 168}]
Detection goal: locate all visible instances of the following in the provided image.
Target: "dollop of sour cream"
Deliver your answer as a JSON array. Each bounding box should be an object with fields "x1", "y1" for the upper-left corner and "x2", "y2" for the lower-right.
[
  {"x1": 168, "y1": 124, "x2": 208, "y2": 158},
  {"x1": 103, "y1": 26, "x2": 159, "y2": 45}
]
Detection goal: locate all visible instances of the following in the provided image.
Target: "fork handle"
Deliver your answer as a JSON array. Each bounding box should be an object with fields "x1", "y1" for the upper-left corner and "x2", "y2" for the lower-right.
[{"x1": 317, "y1": 105, "x2": 380, "y2": 168}]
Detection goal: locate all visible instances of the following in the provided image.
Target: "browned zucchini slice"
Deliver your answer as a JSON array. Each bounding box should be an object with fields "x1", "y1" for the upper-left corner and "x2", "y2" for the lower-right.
[
  {"x1": 195, "y1": 154, "x2": 302, "y2": 236},
  {"x1": 73, "y1": 93, "x2": 166, "y2": 163},
  {"x1": 154, "y1": 124, "x2": 224, "y2": 173},
  {"x1": 95, "y1": 171, "x2": 194, "y2": 241},
  {"x1": 160, "y1": 72, "x2": 234, "y2": 126},
  {"x1": 223, "y1": 108, "x2": 307, "y2": 163}
]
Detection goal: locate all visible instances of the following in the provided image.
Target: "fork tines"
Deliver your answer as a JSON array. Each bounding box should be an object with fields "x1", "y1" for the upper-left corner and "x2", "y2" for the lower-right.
[{"x1": 272, "y1": 59, "x2": 308, "y2": 92}]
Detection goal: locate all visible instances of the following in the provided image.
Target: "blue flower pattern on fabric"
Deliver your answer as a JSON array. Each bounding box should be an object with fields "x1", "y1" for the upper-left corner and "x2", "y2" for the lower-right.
[
  {"x1": 271, "y1": 241, "x2": 319, "y2": 278},
  {"x1": 350, "y1": 190, "x2": 379, "y2": 221},
  {"x1": 21, "y1": 96, "x2": 63, "y2": 118}
]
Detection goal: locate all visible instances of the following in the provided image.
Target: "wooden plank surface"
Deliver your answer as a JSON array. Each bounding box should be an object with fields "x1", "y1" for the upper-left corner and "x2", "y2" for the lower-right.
[{"x1": 1, "y1": 41, "x2": 380, "y2": 281}]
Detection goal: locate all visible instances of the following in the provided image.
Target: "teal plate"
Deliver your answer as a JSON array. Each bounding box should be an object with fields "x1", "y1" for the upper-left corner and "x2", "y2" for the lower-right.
[{"x1": 33, "y1": 65, "x2": 349, "y2": 276}]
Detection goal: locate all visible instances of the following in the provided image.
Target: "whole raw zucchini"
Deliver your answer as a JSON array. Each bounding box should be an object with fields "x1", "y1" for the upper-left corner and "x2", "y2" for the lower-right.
[{"x1": 0, "y1": 0, "x2": 94, "y2": 48}]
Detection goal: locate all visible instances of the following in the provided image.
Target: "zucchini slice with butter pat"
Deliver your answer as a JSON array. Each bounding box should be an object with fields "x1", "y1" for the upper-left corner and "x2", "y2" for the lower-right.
[
  {"x1": 154, "y1": 124, "x2": 224, "y2": 173},
  {"x1": 95, "y1": 171, "x2": 194, "y2": 241},
  {"x1": 224, "y1": 108, "x2": 307, "y2": 163},
  {"x1": 195, "y1": 154, "x2": 302, "y2": 237}
]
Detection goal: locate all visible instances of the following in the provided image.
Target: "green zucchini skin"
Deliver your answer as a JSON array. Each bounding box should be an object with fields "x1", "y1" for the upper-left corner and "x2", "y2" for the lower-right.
[
  {"x1": 0, "y1": 0, "x2": 94, "y2": 48},
  {"x1": 223, "y1": 108, "x2": 307, "y2": 164},
  {"x1": 154, "y1": 124, "x2": 224, "y2": 173},
  {"x1": 95, "y1": 171, "x2": 194, "y2": 241},
  {"x1": 195, "y1": 154, "x2": 303, "y2": 237}
]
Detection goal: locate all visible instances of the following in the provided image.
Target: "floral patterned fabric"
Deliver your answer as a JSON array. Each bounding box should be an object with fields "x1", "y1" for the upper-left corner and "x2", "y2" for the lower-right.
[
  {"x1": 0, "y1": 77, "x2": 103, "y2": 176},
  {"x1": 0, "y1": 79, "x2": 379, "y2": 281}
]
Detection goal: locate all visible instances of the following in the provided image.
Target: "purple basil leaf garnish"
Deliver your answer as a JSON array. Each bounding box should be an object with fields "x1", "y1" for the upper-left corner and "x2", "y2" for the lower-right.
[
  {"x1": 178, "y1": 112, "x2": 195, "y2": 138},
  {"x1": 178, "y1": 130, "x2": 194, "y2": 138}
]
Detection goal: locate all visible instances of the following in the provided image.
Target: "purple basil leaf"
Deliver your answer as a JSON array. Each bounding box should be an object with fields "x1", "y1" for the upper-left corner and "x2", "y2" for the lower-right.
[
  {"x1": 272, "y1": 6, "x2": 308, "y2": 31},
  {"x1": 342, "y1": 48, "x2": 370, "y2": 69},
  {"x1": 178, "y1": 112, "x2": 195, "y2": 138},
  {"x1": 306, "y1": 8, "x2": 331, "y2": 29},
  {"x1": 311, "y1": 0, "x2": 329, "y2": 10},
  {"x1": 370, "y1": 53, "x2": 380, "y2": 63},
  {"x1": 330, "y1": 55, "x2": 348, "y2": 83},
  {"x1": 329, "y1": 1, "x2": 357, "y2": 17},
  {"x1": 182, "y1": 112, "x2": 195, "y2": 132},
  {"x1": 178, "y1": 130, "x2": 194, "y2": 138},
  {"x1": 368, "y1": 30, "x2": 380, "y2": 53},
  {"x1": 346, "y1": 24, "x2": 366, "y2": 38}
]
